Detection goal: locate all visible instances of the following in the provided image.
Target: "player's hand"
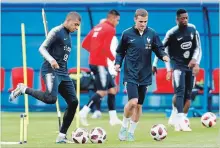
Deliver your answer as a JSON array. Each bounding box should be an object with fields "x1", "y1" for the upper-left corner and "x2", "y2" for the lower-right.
[
  {"x1": 50, "y1": 60, "x2": 60, "y2": 69},
  {"x1": 115, "y1": 64, "x2": 121, "y2": 72},
  {"x1": 152, "y1": 66, "x2": 157, "y2": 75},
  {"x1": 193, "y1": 64, "x2": 200, "y2": 76},
  {"x1": 166, "y1": 71, "x2": 172, "y2": 81},
  {"x1": 163, "y1": 56, "x2": 170, "y2": 62},
  {"x1": 188, "y1": 59, "x2": 197, "y2": 68}
]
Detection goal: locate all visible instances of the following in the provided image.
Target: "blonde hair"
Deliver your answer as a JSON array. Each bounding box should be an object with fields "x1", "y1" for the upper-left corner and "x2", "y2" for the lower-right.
[{"x1": 135, "y1": 9, "x2": 148, "y2": 18}]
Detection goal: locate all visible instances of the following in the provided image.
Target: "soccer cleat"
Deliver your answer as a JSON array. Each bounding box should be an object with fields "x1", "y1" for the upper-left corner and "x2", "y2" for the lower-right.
[
  {"x1": 9, "y1": 83, "x2": 27, "y2": 101},
  {"x1": 174, "y1": 117, "x2": 192, "y2": 132},
  {"x1": 118, "y1": 126, "x2": 127, "y2": 141},
  {"x1": 79, "y1": 111, "x2": 89, "y2": 127},
  {"x1": 168, "y1": 115, "x2": 176, "y2": 127},
  {"x1": 91, "y1": 110, "x2": 102, "y2": 119},
  {"x1": 168, "y1": 108, "x2": 177, "y2": 127},
  {"x1": 79, "y1": 106, "x2": 91, "y2": 126},
  {"x1": 109, "y1": 118, "x2": 122, "y2": 126},
  {"x1": 56, "y1": 136, "x2": 74, "y2": 144},
  {"x1": 127, "y1": 132, "x2": 135, "y2": 142}
]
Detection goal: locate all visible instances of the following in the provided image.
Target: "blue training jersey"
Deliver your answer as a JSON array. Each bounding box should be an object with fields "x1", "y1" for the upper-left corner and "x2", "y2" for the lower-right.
[
  {"x1": 116, "y1": 26, "x2": 167, "y2": 85},
  {"x1": 40, "y1": 25, "x2": 72, "y2": 77},
  {"x1": 163, "y1": 24, "x2": 202, "y2": 71}
]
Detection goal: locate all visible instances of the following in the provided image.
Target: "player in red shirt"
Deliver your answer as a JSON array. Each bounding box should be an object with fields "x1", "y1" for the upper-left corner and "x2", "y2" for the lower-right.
[{"x1": 80, "y1": 10, "x2": 121, "y2": 126}]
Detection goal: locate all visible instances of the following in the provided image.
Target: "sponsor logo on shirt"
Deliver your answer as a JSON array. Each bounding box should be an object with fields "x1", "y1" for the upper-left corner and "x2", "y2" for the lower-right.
[
  {"x1": 130, "y1": 39, "x2": 135, "y2": 42},
  {"x1": 181, "y1": 41, "x2": 192, "y2": 50},
  {"x1": 177, "y1": 37, "x2": 183, "y2": 41}
]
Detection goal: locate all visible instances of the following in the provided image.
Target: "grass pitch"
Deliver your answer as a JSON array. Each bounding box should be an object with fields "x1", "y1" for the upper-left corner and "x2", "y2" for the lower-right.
[{"x1": 1, "y1": 112, "x2": 219, "y2": 148}]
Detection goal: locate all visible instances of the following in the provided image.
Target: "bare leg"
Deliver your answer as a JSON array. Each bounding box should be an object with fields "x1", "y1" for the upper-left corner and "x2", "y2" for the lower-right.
[
  {"x1": 183, "y1": 99, "x2": 191, "y2": 114},
  {"x1": 131, "y1": 104, "x2": 142, "y2": 122}
]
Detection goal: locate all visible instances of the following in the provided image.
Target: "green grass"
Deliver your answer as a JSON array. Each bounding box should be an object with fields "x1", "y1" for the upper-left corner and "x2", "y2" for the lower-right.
[{"x1": 1, "y1": 112, "x2": 220, "y2": 148}]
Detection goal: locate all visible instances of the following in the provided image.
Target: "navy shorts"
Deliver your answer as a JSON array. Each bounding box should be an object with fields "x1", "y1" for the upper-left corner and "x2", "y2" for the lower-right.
[
  {"x1": 89, "y1": 65, "x2": 115, "y2": 91},
  {"x1": 126, "y1": 82, "x2": 147, "y2": 105},
  {"x1": 42, "y1": 72, "x2": 77, "y2": 103},
  {"x1": 173, "y1": 69, "x2": 195, "y2": 100}
]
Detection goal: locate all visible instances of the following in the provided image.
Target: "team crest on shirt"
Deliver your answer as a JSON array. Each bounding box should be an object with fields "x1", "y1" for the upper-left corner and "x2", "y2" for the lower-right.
[{"x1": 145, "y1": 37, "x2": 152, "y2": 50}]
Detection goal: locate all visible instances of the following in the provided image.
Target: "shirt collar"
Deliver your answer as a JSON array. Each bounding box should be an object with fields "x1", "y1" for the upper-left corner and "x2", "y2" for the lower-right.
[
  {"x1": 62, "y1": 24, "x2": 70, "y2": 33},
  {"x1": 132, "y1": 26, "x2": 148, "y2": 35}
]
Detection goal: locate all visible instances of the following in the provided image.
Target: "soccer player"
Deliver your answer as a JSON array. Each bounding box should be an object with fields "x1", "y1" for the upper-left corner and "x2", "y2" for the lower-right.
[
  {"x1": 79, "y1": 10, "x2": 122, "y2": 126},
  {"x1": 9, "y1": 12, "x2": 81, "y2": 143},
  {"x1": 152, "y1": 9, "x2": 202, "y2": 131},
  {"x1": 115, "y1": 8, "x2": 169, "y2": 141},
  {"x1": 91, "y1": 19, "x2": 121, "y2": 124}
]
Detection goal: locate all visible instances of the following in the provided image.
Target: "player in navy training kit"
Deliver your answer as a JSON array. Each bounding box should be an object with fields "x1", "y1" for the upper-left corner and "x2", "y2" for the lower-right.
[
  {"x1": 152, "y1": 9, "x2": 202, "y2": 131},
  {"x1": 10, "y1": 12, "x2": 81, "y2": 143},
  {"x1": 116, "y1": 9, "x2": 170, "y2": 141}
]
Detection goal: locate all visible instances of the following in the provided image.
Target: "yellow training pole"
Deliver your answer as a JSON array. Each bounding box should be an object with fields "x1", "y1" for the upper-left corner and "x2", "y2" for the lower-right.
[
  {"x1": 42, "y1": 8, "x2": 62, "y2": 131},
  {"x1": 76, "y1": 25, "x2": 81, "y2": 128},
  {"x1": 21, "y1": 23, "x2": 29, "y2": 124}
]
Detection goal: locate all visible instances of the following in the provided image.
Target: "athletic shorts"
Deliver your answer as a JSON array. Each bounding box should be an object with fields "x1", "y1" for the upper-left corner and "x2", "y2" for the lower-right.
[
  {"x1": 126, "y1": 82, "x2": 147, "y2": 105},
  {"x1": 42, "y1": 72, "x2": 77, "y2": 103},
  {"x1": 89, "y1": 65, "x2": 115, "y2": 91}
]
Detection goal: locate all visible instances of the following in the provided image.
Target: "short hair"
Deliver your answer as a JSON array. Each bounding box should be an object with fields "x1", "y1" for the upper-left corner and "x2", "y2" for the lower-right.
[
  {"x1": 107, "y1": 9, "x2": 120, "y2": 18},
  {"x1": 176, "y1": 9, "x2": 187, "y2": 17},
  {"x1": 66, "y1": 12, "x2": 81, "y2": 22},
  {"x1": 135, "y1": 8, "x2": 148, "y2": 18}
]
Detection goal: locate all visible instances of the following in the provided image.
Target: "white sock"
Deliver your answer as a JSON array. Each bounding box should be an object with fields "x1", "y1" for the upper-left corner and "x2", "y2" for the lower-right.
[
  {"x1": 184, "y1": 113, "x2": 187, "y2": 117},
  {"x1": 128, "y1": 120, "x2": 138, "y2": 134},
  {"x1": 170, "y1": 104, "x2": 177, "y2": 120},
  {"x1": 58, "y1": 133, "x2": 66, "y2": 137},
  {"x1": 176, "y1": 113, "x2": 184, "y2": 118},
  {"x1": 80, "y1": 105, "x2": 91, "y2": 117},
  {"x1": 122, "y1": 115, "x2": 130, "y2": 128},
  {"x1": 21, "y1": 86, "x2": 27, "y2": 94},
  {"x1": 109, "y1": 110, "x2": 118, "y2": 120},
  {"x1": 172, "y1": 104, "x2": 177, "y2": 113}
]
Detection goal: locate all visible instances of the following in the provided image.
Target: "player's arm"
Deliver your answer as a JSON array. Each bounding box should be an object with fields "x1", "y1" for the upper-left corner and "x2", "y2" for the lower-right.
[
  {"x1": 152, "y1": 56, "x2": 159, "y2": 75},
  {"x1": 191, "y1": 30, "x2": 202, "y2": 75},
  {"x1": 152, "y1": 33, "x2": 169, "y2": 62},
  {"x1": 194, "y1": 30, "x2": 202, "y2": 64},
  {"x1": 162, "y1": 30, "x2": 173, "y2": 80},
  {"x1": 110, "y1": 36, "x2": 118, "y2": 57},
  {"x1": 82, "y1": 31, "x2": 92, "y2": 52},
  {"x1": 103, "y1": 29, "x2": 116, "y2": 61},
  {"x1": 152, "y1": 31, "x2": 170, "y2": 68},
  {"x1": 115, "y1": 32, "x2": 127, "y2": 70},
  {"x1": 107, "y1": 36, "x2": 118, "y2": 76},
  {"x1": 39, "y1": 28, "x2": 59, "y2": 69},
  {"x1": 188, "y1": 30, "x2": 202, "y2": 68},
  {"x1": 152, "y1": 32, "x2": 171, "y2": 78}
]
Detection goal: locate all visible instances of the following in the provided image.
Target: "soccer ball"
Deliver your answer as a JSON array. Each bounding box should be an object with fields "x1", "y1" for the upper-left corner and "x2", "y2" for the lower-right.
[
  {"x1": 89, "y1": 127, "x2": 107, "y2": 143},
  {"x1": 150, "y1": 124, "x2": 167, "y2": 141},
  {"x1": 72, "y1": 128, "x2": 89, "y2": 144},
  {"x1": 184, "y1": 117, "x2": 190, "y2": 127},
  {"x1": 201, "y1": 112, "x2": 217, "y2": 128}
]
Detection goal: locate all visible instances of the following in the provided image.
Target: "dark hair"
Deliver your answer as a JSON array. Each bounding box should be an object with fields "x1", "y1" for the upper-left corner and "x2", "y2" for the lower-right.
[
  {"x1": 108, "y1": 9, "x2": 120, "y2": 17},
  {"x1": 176, "y1": 9, "x2": 187, "y2": 17},
  {"x1": 66, "y1": 12, "x2": 81, "y2": 22},
  {"x1": 135, "y1": 8, "x2": 148, "y2": 18}
]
